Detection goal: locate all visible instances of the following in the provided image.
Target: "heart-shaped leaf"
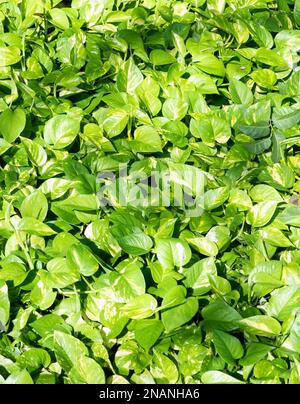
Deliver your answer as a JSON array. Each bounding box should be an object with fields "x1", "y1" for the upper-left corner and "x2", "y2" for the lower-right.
[{"x1": 0, "y1": 108, "x2": 26, "y2": 142}]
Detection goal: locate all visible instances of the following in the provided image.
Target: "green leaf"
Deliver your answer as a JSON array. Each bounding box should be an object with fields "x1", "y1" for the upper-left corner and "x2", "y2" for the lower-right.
[
  {"x1": 259, "y1": 163, "x2": 295, "y2": 190},
  {"x1": 278, "y1": 206, "x2": 300, "y2": 227},
  {"x1": 255, "y1": 48, "x2": 288, "y2": 69},
  {"x1": 115, "y1": 231, "x2": 153, "y2": 256},
  {"x1": 161, "y1": 297, "x2": 198, "y2": 332},
  {"x1": 246, "y1": 201, "x2": 277, "y2": 227},
  {"x1": 161, "y1": 285, "x2": 186, "y2": 309},
  {"x1": 206, "y1": 226, "x2": 230, "y2": 250},
  {"x1": 202, "y1": 298, "x2": 242, "y2": 331},
  {"x1": 162, "y1": 120, "x2": 188, "y2": 147},
  {"x1": 103, "y1": 109, "x2": 129, "y2": 137},
  {"x1": 20, "y1": 190, "x2": 48, "y2": 221},
  {"x1": 259, "y1": 227, "x2": 292, "y2": 248},
  {"x1": 183, "y1": 257, "x2": 217, "y2": 295},
  {"x1": 122, "y1": 294, "x2": 157, "y2": 319},
  {"x1": 273, "y1": 106, "x2": 300, "y2": 129},
  {"x1": 240, "y1": 343, "x2": 274, "y2": 366},
  {"x1": 207, "y1": 0, "x2": 226, "y2": 14},
  {"x1": 49, "y1": 8, "x2": 70, "y2": 30},
  {"x1": 31, "y1": 314, "x2": 71, "y2": 338},
  {"x1": 132, "y1": 125, "x2": 162, "y2": 153},
  {"x1": 66, "y1": 244, "x2": 99, "y2": 277},
  {"x1": 69, "y1": 356, "x2": 105, "y2": 384},
  {"x1": 251, "y1": 69, "x2": 277, "y2": 89},
  {"x1": 266, "y1": 286, "x2": 300, "y2": 321},
  {"x1": 282, "y1": 313, "x2": 300, "y2": 353},
  {"x1": 183, "y1": 232, "x2": 218, "y2": 256},
  {"x1": 5, "y1": 370, "x2": 33, "y2": 384},
  {"x1": 17, "y1": 217, "x2": 56, "y2": 236},
  {"x1": 238, "y1": 122, "x2": 270, "y2": 139},
  {"x1": 43, "y1": 115, "x2": 81, "y2": 149},
  {"x1": 194, "y1": 52, "x2": 225, "y2": 77},
  {"x1": 275, "y1": 30, "x2": 300, "y2": 50},
  {"x1": 46, "y1": 257, "x2": 80, "y2": 288},
  {"x1": 17, "y1": 348, "x2": 51, "y2": 372},
  {"x1": 295, "y1": 0, "x2": 300, "y2": 26},
  {"x1": 212, "y1": 330, "x2": 244, "y2": 364},
  {"x1": 150, "y1": 49, "x2": 176, "y2": 65},
  {"x1": 21, "y1": 137, "x2": 47, "y2": 167},
  {"x1": 150, "y1": 352, "x2": 179, "y2": 383},
  {"x1": 0, "y1": 262, "x2": 27, "y2": 287},
  {"x1": 229, "y1": 189, "x2": 252, "y2": 210},
  {"x1": 243, "y1": 137, "x2": 272, "y2": 155},
  {"x1": 162, "y1": 97, "x2": 189, "y2": 121},
  {"x1": 229, "y1": 79, "x2": 253, "y2": 105},
  {"x1": 117, "y1": 57, "x2": 143, "y2": 94},
  {"x1": 0, "y1": 108, "x2": 26, "y2": 142},
  {"x1": 279, "y1": 70, "x2": 300, "y2": 98},
  {"x1": 137, "y1": 76, "x2": 161, "y2": 115},
  {"x1": 209, "y1": 275, "x2": 231, "y2": 295},
  {"x1": 114, "y1": 261, "x2": 146, "y2": 300},
  {"x1": 238, "y1": 315, "x2": 281, "y2": 337},
  {"x1": 115, "y1": 341, "x2": 150, "y2": 376},
  {"x1": 0, "y1": 46, "x2": 21, "y2": 66},
  {"x1": 248, "y1": 22, "x2": 273, "y2": 48},
  {"x1": 53, "y1": 331, "x2": 89, "y2": 371},
  {"x1": 156, "y1": 238, "x2": 192, "y2": 269},
  {"x1": 190, "y1": 116, "x2": 231, "y2": 145},
  {"x1": 249, "y1": 185, "x2": 282, "y2": 203},
  {"x1": 0, "y1": 281, "x2": 10, "y2": 327},
  {"x1": 249, "y1": 261, "x2": 283, "y2": 297},
  {"x1": 201, "y1": 370, "x2": 244, "y2": 384},
  {"x1": 30, "y1": 279, "x2": 57, "y2": 310},
  {"x1": 134, "y1": 319, "x2": 164, "y2": 351},
  {"x1": 204, "y1": 187, "x2": 229, "y2": 210},
  {"x1": 177, "y1": 343, "x2": 208, "y2": 377}
]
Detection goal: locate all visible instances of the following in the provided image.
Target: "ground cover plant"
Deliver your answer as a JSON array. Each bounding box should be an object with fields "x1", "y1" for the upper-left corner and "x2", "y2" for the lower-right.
[{"x1": 1, "y1": 0, "x2": 300, "y2": 385}]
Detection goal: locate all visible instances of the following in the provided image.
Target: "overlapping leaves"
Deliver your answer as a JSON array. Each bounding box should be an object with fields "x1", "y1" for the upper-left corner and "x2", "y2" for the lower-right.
[{"x1": 1, "y1": 0, "x2": 300, "y2": 385}]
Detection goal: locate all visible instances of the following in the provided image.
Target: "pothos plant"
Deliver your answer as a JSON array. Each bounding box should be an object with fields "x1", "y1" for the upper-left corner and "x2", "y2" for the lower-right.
[{"x1": 1, "y1": 0, "x2": 300, "y2": 384}]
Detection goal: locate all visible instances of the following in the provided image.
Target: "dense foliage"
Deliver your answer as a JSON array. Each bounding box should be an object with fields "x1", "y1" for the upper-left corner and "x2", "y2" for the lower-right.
[{"x1": 1, "y1": 0, "x2": 300, "y2": 384}]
